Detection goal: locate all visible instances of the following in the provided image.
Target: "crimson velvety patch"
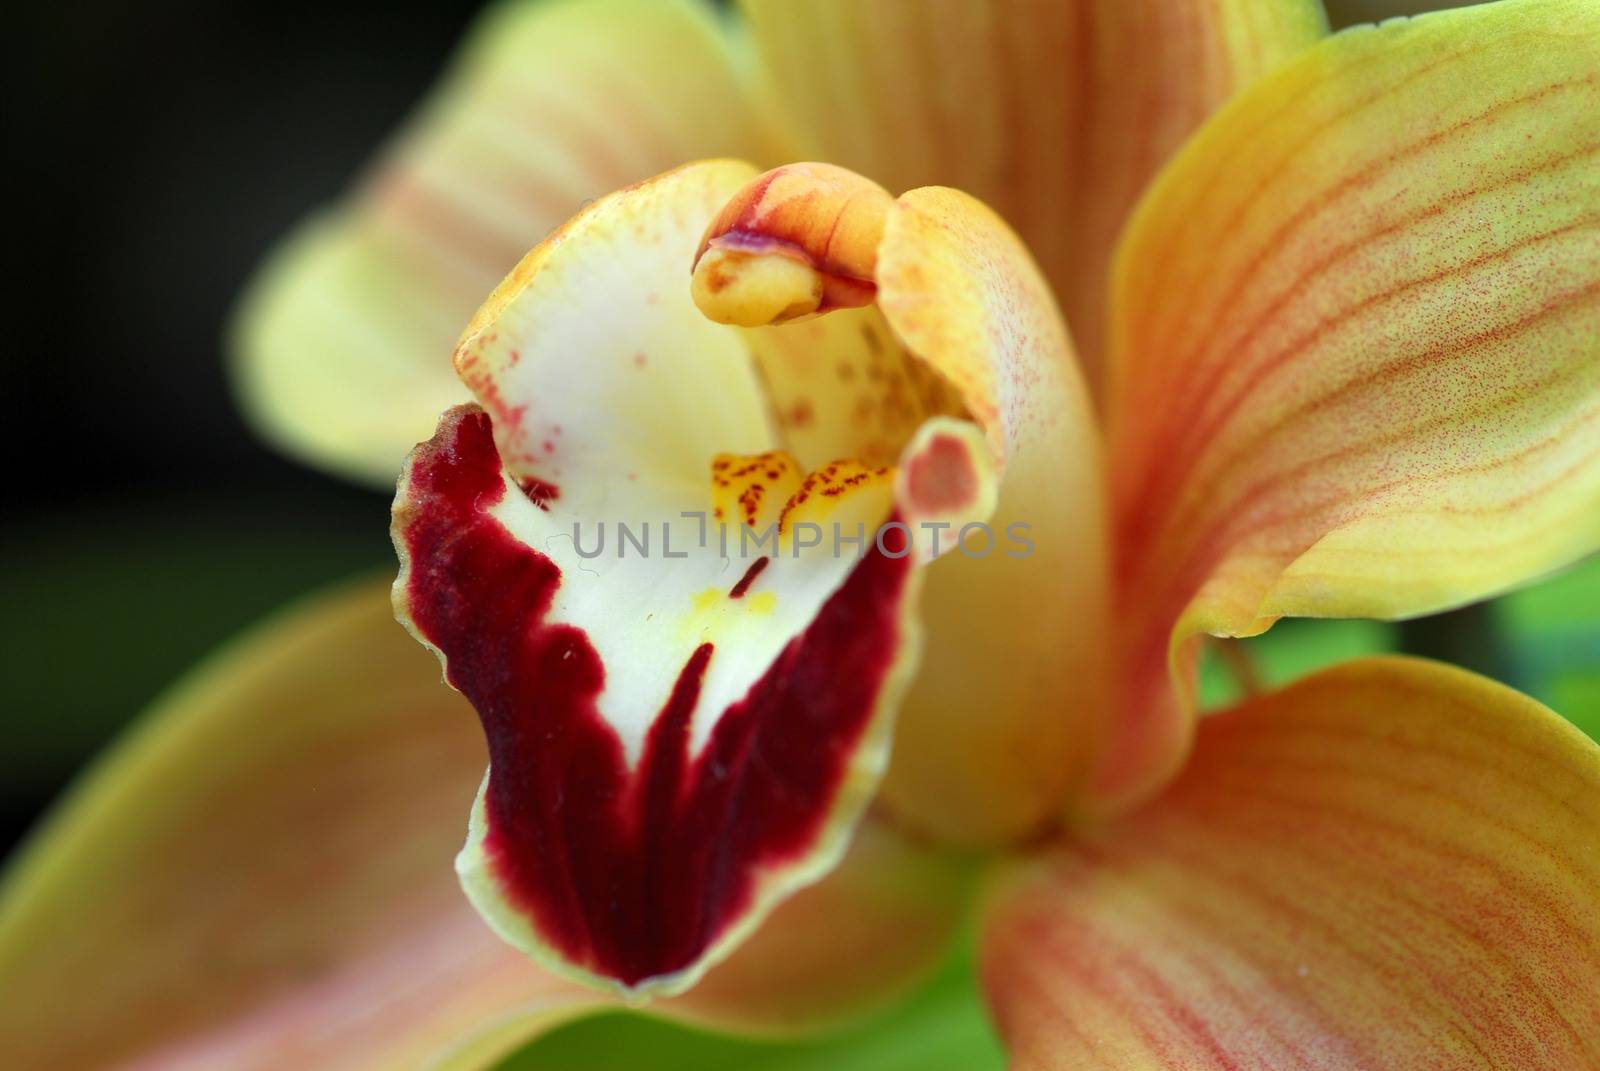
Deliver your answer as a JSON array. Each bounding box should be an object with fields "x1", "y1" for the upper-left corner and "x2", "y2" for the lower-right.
[{"x1": 396, "y1": 405, "x2": 913, "y2": 985}]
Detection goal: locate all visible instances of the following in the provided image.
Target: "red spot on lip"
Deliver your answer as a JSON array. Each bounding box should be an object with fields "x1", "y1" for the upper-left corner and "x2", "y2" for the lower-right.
[
  {"x1": 398, "y1": 406, "x2": 912, "y2": 987},
  {"x1": 517, "y1": 475, "x2": 559, "y2": 510},
  {"x1": 729, "y1": 556, "x2": 770, "y2": 598}
]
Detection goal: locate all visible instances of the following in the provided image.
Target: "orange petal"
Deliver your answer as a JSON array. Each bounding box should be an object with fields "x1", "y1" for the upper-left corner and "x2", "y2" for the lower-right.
[
  {"x1": 873, "y1": 186, "x2": 1110, "y2": 843},
  {"x1": 230, "y1": 0, "x2": 783, "y2": 486},
  {"x1": 981, "y1": 657, "x2": 1600, "y2": 1070},
  {"x1": 1100, "y1": 0, "x2": 1600, "y2": 811},
  {"x1": 0, "y1": 579, "x2": 972, "y2": 1067},
  {"x1": 739, "y1": 0, "x2": 1326, "y2": 390},
  {"x1": 0, "y1": 579, "x2": 594, "y2": 1070}
]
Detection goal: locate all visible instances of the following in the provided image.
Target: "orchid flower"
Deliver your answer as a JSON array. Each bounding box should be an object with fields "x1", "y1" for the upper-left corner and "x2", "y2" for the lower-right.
[{"x1": 4, "y1": 1, "x2": 1599, "y2": 1069}]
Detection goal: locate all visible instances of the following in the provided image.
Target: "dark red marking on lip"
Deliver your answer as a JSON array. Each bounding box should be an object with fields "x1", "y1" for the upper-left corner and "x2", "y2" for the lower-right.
[
  {"x1": 517, "y1": 475, "x2": 559, "y2": 510},
  {"x1": 396, "y1": 405, "x2": 912, "y2": 986},
  {"x1": 729, "y1": 556, "x2": 770, "y2": 598}
]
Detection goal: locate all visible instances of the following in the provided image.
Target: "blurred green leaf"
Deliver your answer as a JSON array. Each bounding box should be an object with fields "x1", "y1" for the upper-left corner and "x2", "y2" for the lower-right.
[
  {"x1": 1199, "y1": 618, "x2": 1399, "y2": 710},
  {"x1": 1193, "y1": 554, "x2": 1600, "y2": 748},
  {"x1": 1498, "y1": 555, "x2": 1600, "y2": 742},
  {"x1": 1499, "y1": 555, "x2": 1600, "y2": 634},
  {"x1": 494, "y1": 948, "x2": 1003, "y2": 1071}
]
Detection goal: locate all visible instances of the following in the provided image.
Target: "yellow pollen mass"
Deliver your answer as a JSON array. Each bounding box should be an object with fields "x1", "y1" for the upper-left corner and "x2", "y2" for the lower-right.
[{"x1": 691, "y1": 242, "x2": 824, "y2": 327}]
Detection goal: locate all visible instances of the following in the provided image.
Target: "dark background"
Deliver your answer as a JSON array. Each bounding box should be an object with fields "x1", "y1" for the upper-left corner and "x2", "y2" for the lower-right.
[
  {"x1": 0, "y1": 0, "x2": 1498, "y2": 854},
  {"x1": 4, "y1": 1, "x2": 492, "y2": 851}
]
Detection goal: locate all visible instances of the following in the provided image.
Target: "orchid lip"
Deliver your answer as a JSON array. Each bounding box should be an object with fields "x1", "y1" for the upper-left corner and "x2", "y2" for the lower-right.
[
  {"x1": 392, "y1": 162, "x2": 999, "y2": 995},
  {"x1": 399, "y1": 404, "x2": 923, "y2": 994}
]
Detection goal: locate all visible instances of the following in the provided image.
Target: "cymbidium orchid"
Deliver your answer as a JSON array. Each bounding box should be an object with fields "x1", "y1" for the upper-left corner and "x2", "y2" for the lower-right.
[{"x1": 3, "y1": 1, "x2": 1599, "y2": 1069}]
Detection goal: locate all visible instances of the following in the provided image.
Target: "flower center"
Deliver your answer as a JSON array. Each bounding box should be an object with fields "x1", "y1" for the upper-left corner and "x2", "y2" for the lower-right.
[
  {"x1": 688, "y1": 162, "x2": 972, "y2": 549},
  {"x1": 690, "y1": 161, "x2": 890, "y2": 328}
]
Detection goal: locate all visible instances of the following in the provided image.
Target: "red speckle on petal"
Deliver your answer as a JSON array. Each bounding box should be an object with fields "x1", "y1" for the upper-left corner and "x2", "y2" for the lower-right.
[
  {"x1": 517, "y1": 475, "x2": 560, "y2": 510},
  {"x1": 397, "y1": 406, "x2": 912, "y2": 987}
]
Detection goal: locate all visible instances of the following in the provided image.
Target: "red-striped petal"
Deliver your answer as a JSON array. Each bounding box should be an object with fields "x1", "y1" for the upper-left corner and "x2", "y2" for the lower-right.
[
  {"x1": 740, "y1": 0, "x2": 1326, "y2": 391},
  {"x1": 1098, "y1": 0, "x2": 1600, "y2": 811},
  {"x1": 982, "y1": 657, "x2": 1600, "y2": 1070}
]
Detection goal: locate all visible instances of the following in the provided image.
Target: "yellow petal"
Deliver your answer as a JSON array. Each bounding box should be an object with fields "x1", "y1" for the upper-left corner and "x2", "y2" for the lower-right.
[
  {"x1": 0, "y1": 579, "x2": 971, "y2": 1068},
  {"x1": 873, "y1": 186, "x2": 1111, "y2": 844},
  {"x1": 739, "y1": 0, "x2": 1326, "y2": 390},
  {"x1": 1099, "y1": 0, "x2": 1600, "y2": 811},
  {"x1": 981, "y1": 657, "x2": 1600, "y2": 1070},
  {"x1": 230, "y1": 0, "x2": 784, "y2": 486}
]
